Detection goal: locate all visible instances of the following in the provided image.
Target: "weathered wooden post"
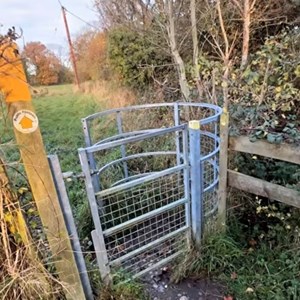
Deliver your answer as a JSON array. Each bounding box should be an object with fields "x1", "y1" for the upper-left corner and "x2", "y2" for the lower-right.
[
  {"x1": 0, "y1": 39, "x2": 86, "y2": 299},
  {"x1": 218, "y1": 107, "x2": 229, "y2": 230}
]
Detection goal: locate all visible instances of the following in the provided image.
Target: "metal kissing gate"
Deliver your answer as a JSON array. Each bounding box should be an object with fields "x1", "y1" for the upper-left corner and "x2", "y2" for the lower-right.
[{"x1": 79, "y1": 103, "x2": 222, "y2": 281}]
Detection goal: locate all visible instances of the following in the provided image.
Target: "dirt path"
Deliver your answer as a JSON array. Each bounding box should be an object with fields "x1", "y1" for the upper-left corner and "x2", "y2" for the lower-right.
[{"x1": 143, "y1": 269, "x2": 224, "y2": 300}]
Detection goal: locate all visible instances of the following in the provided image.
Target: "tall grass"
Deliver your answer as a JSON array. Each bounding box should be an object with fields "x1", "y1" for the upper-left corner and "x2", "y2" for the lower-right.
[
  {"x1": 0, "y1": 159, "x2": 64, "y2": 300},
  {"x1": 173, "y1": 190, "x2": 300, "y2": 300},
  {"x1": 79, "y1": 80, "x2": 136, "y2": 109}
]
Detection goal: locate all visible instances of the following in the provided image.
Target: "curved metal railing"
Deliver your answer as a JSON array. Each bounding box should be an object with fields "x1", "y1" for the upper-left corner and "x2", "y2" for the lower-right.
[{"x1": 82, "y1": 102, "x2": 221, "y2": 218}]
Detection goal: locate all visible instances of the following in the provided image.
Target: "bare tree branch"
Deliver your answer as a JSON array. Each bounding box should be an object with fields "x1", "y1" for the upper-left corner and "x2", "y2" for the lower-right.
[
  {"x1": 230, "y1": 0, "x2": 243, "y2": 14},
  {"x1": 191, "y1": 0, "x2": 203, "y2": 98},
  {"x1": 241, "y1": 0, "x2": 250, "y2": 68},
  {"x1": 165, "y1": 0, "x2": 190, "y2": 100},
  {"x1": 216, "y1": 1, "x2": 229, "y2": 61}
]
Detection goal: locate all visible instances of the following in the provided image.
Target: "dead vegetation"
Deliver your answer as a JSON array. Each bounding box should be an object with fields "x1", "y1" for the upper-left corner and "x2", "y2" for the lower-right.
[
  {"x1": 79, "y1": 80, "x2": 136, "y2": 109},
  {"x1": 0, "y1": 159, "x2": 64, "y2": 300}
]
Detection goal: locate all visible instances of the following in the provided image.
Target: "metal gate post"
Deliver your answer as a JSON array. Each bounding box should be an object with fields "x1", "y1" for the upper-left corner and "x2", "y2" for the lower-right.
[
  {"x1": 79, "y1": 149, "x2": 110, "y2": 282},
  {"x1": 116, "y1": 111, "x2": 129, "y2": 179},
  {"x1": 82, "y1": 118, "x2": 100, "y2": 192},
  {"x1": 48, "y1": 155, "x2": 93, "y2": 300},
  {"x1": 189, "y1": 120, "x2": 203, "y2": 247}
]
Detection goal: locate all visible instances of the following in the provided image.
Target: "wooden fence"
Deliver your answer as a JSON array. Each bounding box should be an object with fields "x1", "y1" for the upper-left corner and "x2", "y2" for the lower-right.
[{"x1": 228, "y1": 136, "x2": 300, "y2": 209}]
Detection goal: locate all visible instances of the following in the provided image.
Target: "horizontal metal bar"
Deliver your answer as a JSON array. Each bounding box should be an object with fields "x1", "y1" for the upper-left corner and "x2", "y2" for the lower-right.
[
  {"x1": 200, "y1": 145, "x2": 220, "y2": 162},
  {"x1": 200, "y1": 114, "x2": 220, "y2": 125},
  {"x1": 204, "y1": 202, "x2": 218, "y2": 218},
  {"x1": 203, "y1": 177, "x2": 219, "y2": 193},
  {"x1": 83, "y1": 102, "x2": 222, "y2": 125},
  {"x1": 83, "y1": 103, "x2": 175, "y2": 121},
  {"x1": 201, "y1": 158, "x2": 219, "y2": 175},
  {"x1": 96, "y1": 164, "x2": 186, "y2": 197},
  {"x1": 133, "y1": 251, "x2": 183, "y2": 279},
  {"x1": 103, "y1": 197, "x2": 188, "y2": 236},
  {"x1": 179, "y1": 102, "x2": 222, "y2": 110},
  {"x1": 62, "y1": 171, "x2": 85, "y2": 179},
  {"x1": 178, "y1": 103, "x2": 222, "y2": 125},
  {"x1": 95, "y1": 129, "x2": 159, "y2": 145},
  {"x1": 97, "y1": 151, "x2": 177, "y2": 175},
  {"x1": 84, "y1": 125, "x2": 186, "y2": 153},
  {"x1": 200, "y1": 130, "x2": 220, "y2": 143},
  {"x1": 109, "y1": 226, "x2": 189, "y2": 266},
  {"x1": 111, "y1": 172, "x2": 157, "y2": 187}
]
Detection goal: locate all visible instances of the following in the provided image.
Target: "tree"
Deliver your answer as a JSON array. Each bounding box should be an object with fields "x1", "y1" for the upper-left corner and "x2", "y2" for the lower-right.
[
  {"x1": 163, "y1": 0, "x2": 190, "y2": 100},
  {"x1": 94, "y1": 0, "x2": 154, "y2": 29},
  {"x1": 95, "y1": 0, "x2": 193, "y2": 100},
  {"x1": 22, "y1": 42, "x2": 66, "y2": 86},
  {"x1": 190, "y1": 0, "x2": 202, "y2": 98},
  {"x1": 93, "y1": 0, "x2": 300, "y2": 101},
  {"x1": 73, "y1": 30, "x2": 109, "y2": 81}
]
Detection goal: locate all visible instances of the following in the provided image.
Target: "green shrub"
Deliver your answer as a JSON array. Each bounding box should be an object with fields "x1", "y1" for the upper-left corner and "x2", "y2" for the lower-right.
[
  {"x1": 108, "y1": 28, "x2": 171, "y2": 90},
  {"x1": 198, "y1": 29, "x2": 300, "y2": 143}
]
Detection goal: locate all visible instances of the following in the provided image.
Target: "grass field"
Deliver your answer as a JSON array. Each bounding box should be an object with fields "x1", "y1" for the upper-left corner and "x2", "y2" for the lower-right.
[
  {"x1": 32, "y1": 85, "x2": 105, "y2": 238},
  {"x1": 33, "y1": 84, "x2": 100, "y2": 172}
]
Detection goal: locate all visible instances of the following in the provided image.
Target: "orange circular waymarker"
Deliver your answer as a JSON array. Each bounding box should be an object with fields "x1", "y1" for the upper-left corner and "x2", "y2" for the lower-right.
[{"x1": 13, "y1": 109, "x2": 39, "y2": 133}]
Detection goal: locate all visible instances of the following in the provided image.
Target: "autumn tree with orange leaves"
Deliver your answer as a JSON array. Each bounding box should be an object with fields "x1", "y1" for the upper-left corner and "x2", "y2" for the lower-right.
[
  {"x1": 73, "y1": 30, "x2": 109, "y2": 81},
  {"x1": 23, "y1": 41, "x2": 71, "y2": 86}
]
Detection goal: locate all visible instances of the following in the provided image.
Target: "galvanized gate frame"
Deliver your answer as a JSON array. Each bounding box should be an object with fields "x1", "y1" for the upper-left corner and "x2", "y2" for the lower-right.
[{"x1": 79, "y1": 103, "x2": 221, "y2": 281}]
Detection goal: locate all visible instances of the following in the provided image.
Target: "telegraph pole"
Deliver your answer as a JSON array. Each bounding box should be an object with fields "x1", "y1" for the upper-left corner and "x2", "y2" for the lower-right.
[{"x1": 61, "y1": 6, "x2": 80, "y2": 88}]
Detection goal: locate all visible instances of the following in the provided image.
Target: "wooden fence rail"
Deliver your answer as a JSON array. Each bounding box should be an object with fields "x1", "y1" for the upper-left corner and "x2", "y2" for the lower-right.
[
  {"x1": 229, "y1": 136, "x2": 300, "y2": 165},
  {"x1": 227, "y1": 136, "x2": 300, "y2": 208}
]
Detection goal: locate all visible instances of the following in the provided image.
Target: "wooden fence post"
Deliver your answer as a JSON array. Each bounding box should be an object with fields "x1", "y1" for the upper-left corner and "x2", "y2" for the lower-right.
[
  {"x1": 0, "y1": 40, "x2": 86, "y2": 299},
  {"x1": 218, "y1": 107, "x2": 229, "y2": 230}
]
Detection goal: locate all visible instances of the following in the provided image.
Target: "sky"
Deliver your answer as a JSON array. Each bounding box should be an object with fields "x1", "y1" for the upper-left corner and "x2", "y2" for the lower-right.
[{"x1": 0, "y1": 0, "x2": 98, "y2": 52}]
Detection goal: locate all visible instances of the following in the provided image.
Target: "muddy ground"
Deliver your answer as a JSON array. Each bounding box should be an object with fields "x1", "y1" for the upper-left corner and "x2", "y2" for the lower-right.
[{"x1": 143, "y1": 268, "x2": 224, "y2": 300}]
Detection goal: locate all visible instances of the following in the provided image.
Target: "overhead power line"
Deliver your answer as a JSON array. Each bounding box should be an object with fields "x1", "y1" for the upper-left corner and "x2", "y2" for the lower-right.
[
  {"x1": 64, "y1": 7, "x2": 99, "y2": 30},
  {"x1": 58, "y1": 0, "x2": 99, "y2": 30}
]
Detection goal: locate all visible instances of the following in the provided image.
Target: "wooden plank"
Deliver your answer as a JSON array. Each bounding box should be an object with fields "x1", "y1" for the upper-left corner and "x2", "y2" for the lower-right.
[
  {"x1": 228, "y1": 170, "x2": 300, "y2": 209},
  {"x1": 229, "y1": 136, "x2": 300, "y2": 165},
  {"x1": 218, "y1": 108, "x2": 229, "y2": 229},
  {"x1": 0, "y1": 41, "x2": 86, "y2": 300}
]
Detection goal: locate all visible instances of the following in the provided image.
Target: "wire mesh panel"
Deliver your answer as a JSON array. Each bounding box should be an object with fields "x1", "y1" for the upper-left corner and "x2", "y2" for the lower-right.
[
  {"x1": 100, "y1": 172, "x2": 188, "y2": 275},
  {"x1": 112, "y1": 233, "x2": 186, "y2": 277},
  {"x1": 79, "y1": 125, "x2": 190, "y2": 279},
  {"x1": 98, "y1": 171, "x2": 185, "y2": 230},
  {"x1": 80, "y1": 102, "x2": 221, "y2": 281}
]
